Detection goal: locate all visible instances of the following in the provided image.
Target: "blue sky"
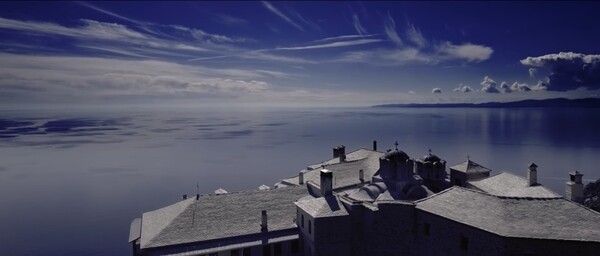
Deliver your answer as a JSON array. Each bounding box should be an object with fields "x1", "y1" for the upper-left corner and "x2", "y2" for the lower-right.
[{"x1": 0, "y1": 1, "x2": 599, "y2": 106}]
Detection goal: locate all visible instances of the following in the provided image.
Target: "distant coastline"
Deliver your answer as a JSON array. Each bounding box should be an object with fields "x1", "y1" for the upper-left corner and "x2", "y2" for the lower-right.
[{"x1": 373, "y1": 97, "x2": 600, "y2": 108}]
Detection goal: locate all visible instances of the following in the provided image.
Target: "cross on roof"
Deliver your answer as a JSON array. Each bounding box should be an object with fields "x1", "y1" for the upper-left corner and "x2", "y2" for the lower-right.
[
  {"x1": 394, "y1": 141, "x2": 399, "y2": 150},
  {"x1": 467, "y1": 155, "x2": 470, "y2": 161},
  {"x1": 428, "y1": 149, "x2": 432, "y2": 155}
]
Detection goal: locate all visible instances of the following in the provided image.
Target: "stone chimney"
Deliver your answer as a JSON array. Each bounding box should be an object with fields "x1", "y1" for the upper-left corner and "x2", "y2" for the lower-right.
[
  {"x1": 566, "y1": 171, "x2": 584, "y2": 203},
  {"x1": 373, "y1": 140, "x2": 377, "y2": 151},
  {"x1": 333, "y1": 145, "x2": 346, "y2": 161},
  {"x1": 320, "y1": 169, "x2": 333, "y2": 196},
  {"x1": 299, "y1": 170, "x2": 306, "y2": 184},
  {"x1": 527, "y1": 163, "x2": 538, "y2": 186},
  {"x1": 261, "y1": 210, "x2": 268, "y2": 232}
]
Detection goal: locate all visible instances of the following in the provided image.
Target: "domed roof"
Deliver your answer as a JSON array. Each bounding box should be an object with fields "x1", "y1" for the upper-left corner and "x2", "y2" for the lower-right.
[
  {"x1": 422, "y1": 154, "x2": 441, "y2": 163},
  {"x1": 384, "y1": 149, "x2": 409, "y2": 162},
  {"x1": 348, "y1": 182, "x2": 387, "y2": 202}
]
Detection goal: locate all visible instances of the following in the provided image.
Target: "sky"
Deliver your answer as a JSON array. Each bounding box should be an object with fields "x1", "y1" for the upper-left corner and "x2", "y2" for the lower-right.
[{"x1": 0, "y1": 1, "x2": 599, "y2": 107}]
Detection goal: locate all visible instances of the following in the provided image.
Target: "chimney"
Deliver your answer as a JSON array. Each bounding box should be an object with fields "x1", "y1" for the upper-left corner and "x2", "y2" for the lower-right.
[
  {"x1": 527, "y1": 163, "x2": 538, "y2": 186},
  {"x1": 182, "y1": 194, "x2": 188, "y2": 200},
  {"x1": 261, "y1": 210, "x2": 268, "y2": 232},
  {"x1": 566, "y1": 171, "x2": 584, "y2": 203},
  {"x1": 320, "y1": 169, "x2": 333, "y2": 196},
  {"x1": 373, "y1": 140, "x2": 377, "y2": 151},
  {"x1": 299, "y1": 170, "x2": 306, "y2": 184},
  {"x1": 333, "y1": 145, "x2": 346, "y2": 159},
  {"x1": 359, "y1": 169, "x2": 364, "y2": 182}
]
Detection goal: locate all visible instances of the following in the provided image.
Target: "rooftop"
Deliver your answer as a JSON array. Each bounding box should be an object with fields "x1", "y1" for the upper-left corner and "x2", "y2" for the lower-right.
[
  {"x1": 139, "y1": 186, "x2": 306, "y2": 249},
  {"x1": 295, "y1": 195, "x2": 349, "y2": 218},
  {"x1": 281, "y1": 148, "x2": 382, "y2": 189},
  {"x1": 416, "y1": 187, "x2": 600, "y2": 242},
  {"x1": 449, "y1": 159, "x2": 491, "y2": 174},
  {"x1": 468, "y1": 172, "x2": 560, "y2": 198}
]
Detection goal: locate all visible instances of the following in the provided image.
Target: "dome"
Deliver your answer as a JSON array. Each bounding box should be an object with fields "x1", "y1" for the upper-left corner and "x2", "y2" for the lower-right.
[
  {"x1": 348, "y1": 182, "x2": 387, "y2": 202},
  {"x1": 384, "y1": 149, "x2": 409, "y2": 162},
  {"x1": 422, "y1": 154, "x2": 441, "y2": 163}
]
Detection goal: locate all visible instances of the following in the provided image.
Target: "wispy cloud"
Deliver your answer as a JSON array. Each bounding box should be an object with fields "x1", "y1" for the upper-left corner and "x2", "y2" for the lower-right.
[
  {"x1": 353, "y1": 14, "x2": 367, "y2": 35},
  {"x1": 213, "y1": 13, "x2": 248, "y2": 26},
  {"x1": 273, "y1": 39, "x2": 382, "y2": 51},
  {"x1": 262, "y1": 1, "x2": 304, "y2": 32},
  {"x1": 0, "y1": 17, "x2": 147, "y2": 41},
  {"x1": 384, "y1": 13, "x2": 403, "y2": 46},
  {"x1": 436, "y1": 42, "x2": 493, "y2": 62},
  {"x1": 77, "y1": 1, "x2": 145, "y2": 26},
  {"x1": 311, "y1": 34, "x2": 381, "y2": 43},
  {"x1": 405, "y1": 22, "x2": 428, "y2": 48},
  {"x1": 170, "y1": 24, "x2": 250, "y2": 43}
]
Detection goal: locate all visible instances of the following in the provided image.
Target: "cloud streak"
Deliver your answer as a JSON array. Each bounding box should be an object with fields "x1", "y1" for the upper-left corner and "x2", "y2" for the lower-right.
[
  {"x1": 262, "y1": 1, "x2": 304, "y2": 32},
  {"x1": 384, "y1": 13, "x2": 403, "y2": 46},
  {"x1": 353, "y1": 14, "x2": 367, "y2": 35},
  {"x1": 273, "y1": 39, "x2": 382, "y2": 51}
]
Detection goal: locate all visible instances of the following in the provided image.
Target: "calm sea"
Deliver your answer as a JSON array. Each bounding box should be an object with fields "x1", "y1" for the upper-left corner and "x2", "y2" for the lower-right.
[{"x1": 1, "y1": 106, "x2": 599, "y2": 255}]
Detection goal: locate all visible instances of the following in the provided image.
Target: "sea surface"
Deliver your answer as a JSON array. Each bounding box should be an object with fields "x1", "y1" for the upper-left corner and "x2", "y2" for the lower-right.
[{"x1": 1, "y1": 106, "x2": 599, "y2": 255}]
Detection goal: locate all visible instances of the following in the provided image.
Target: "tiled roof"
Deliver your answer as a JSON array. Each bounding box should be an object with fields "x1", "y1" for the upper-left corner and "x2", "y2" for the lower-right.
[
  {"x1": 449, "y1": 160, "x2": 491, "y2": 174},
  {"x1": 140, "y1": 186, "x2": 306, "y2": 249},
  {"x1": 416, "y1": 187, "x2": 600, "y2": 242},
  {"x1": 281, "y1": 149, "x2": 383, "y2": 189},
  {"x1": 295, "y1": 195, "x2": 349, "y2": 218},
  {"x1": 468, "y1": 172, "x2": 560, "y2": 198}
]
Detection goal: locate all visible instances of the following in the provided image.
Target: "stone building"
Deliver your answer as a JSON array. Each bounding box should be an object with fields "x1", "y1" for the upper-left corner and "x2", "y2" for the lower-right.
[{"x1": 129, "y1": 143, "x2": 600, "y2": 256}]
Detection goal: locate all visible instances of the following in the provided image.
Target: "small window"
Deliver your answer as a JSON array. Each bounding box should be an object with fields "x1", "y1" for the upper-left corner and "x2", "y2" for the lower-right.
[
  {"x1": 263, "y1": 244, "x2": 271, "y2": 256},
  {"x1": 291, "y1": 239, "x2": 299, "y2": 253},
  {"x1": 231, "y1": 249, "x2": 240, "y2": 256},
  {"x1": 274, "y1": 242, "x2": 282, "y2": 256},
  {"x1": 308, "y1": 220, "x2": 312, "y2": 234},
  {"x1": 460, "y1": 235, "x2": 469, "y2": 250},
  {"x1": 301, "y1": 214, "x2": 304, "y2": 228},
  {"x1": 243, "y1": 247, "x2": 251, "y2": 256},
  {"x1": 424, "y1": 223, "x2": 430, "y2": 236}
]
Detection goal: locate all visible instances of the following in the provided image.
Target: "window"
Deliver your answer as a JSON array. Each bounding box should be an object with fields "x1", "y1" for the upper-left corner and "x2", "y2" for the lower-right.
[
  {"x1": 460, "y1": 235, "x2": 469, "y2": 251},
  {"x1": 308, "y1": 220, "x2": 312, "y2": 234},
  {"x1": 231, "y1": 249, "x2": 240, "y2": 256},
  {"x1": 243, "y1": 247, "x2": 251, "y2": 256},
  {"x1": 263, "y1": 244, "x2": 271, "y2": 256},
  {"x1": 291, "y1": 239, "x2": 299, "y2": 253},
  {"x1": 423, "y1": 223, "x2": 430, "y2": 236},
  {"x1": 301, "y1": 214, "x2": 304, "y2": 228},
  {"x1": 274, "y1": 242, "x2": 282, "y2": 256}
]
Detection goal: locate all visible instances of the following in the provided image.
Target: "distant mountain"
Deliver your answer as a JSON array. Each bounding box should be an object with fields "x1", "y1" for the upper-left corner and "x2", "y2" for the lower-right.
[{"x1": 373, "y1": 98, "x2": 600, "y2": 108}]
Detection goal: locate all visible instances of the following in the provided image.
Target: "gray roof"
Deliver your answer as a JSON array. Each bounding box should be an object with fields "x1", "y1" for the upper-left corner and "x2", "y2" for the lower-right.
[
  {"x1": 295, "y1": 195, "x2": 349, "y2": 218},
  {"x1": 449, "y1": 160, "x2": 491, "y2": 174},
  {"x1": 129, "y1": 218, "x2": 142, "y2": 243},
  {"x1": 140, "y1": 186, "x2": 306, "y2": 249},
  {"x1": 416, "y1": 187, "x2": 600, "y2": 242},
  {"x1": 468, "y1": 172, "x2": 560, "y2": 198},
  {"x1": 281, "y1": 149, "x2": 383, "y2": 189}
]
